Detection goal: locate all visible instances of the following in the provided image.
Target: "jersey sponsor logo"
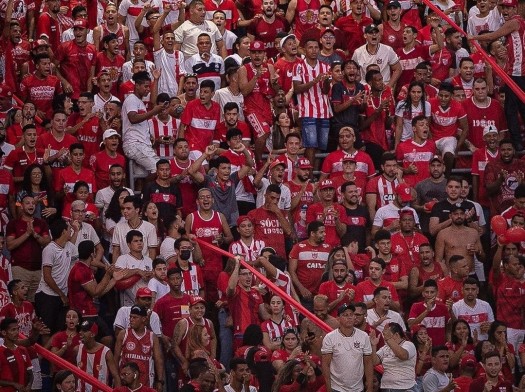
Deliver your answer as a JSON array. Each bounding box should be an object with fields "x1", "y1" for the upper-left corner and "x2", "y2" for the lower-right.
[{"x1": 306, "y1": 262, "x2": 325, "y2": 269}]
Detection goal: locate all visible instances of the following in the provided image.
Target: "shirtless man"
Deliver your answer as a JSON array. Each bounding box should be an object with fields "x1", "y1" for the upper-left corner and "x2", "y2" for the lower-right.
[
  {"x1": 299, "y1": 294, "x2": 339, "y2": 357},
  {"x1": 408, "y1": 243, "x2": 445, "y2": 299},
  {"x1": 434, "y1": 205, "x2": 484, "y2": 273}
]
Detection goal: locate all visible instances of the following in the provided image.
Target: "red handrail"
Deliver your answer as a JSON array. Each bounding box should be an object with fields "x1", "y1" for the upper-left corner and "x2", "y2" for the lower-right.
[
  {"x1": 33, "y1": 343, "x2": 113, "y2": 392},
  {"x1": 195, "y1": 238, "x2": 333, "y2": 334},
  {"x1": 421, "y1": 0, "x2": 525, "y2": 104}
]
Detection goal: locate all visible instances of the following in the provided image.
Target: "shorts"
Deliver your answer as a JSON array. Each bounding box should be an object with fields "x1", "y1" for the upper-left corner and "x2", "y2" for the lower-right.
[
  {"x1": 12, "y1": 266, "x2": 41, "y2": 303},
  {"x1": 435, "y1": 136, "x2": 457, "y2": 155},
  {"x1": 123, "y1": 141, "x2": 159, "y2": 173},
  {"x1": 246, "y1": 112, "x2": 271, "y2": 139},
  {"x1": 301, "y1": 117, "x2": 330, "y2": 150}
]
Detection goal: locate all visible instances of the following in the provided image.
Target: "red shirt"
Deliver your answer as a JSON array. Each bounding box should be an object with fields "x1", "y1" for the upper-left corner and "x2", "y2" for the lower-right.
[
  {"x1": 213, "y1": 121, "x2": 251, "y2": 145},
  {"x1": 5, "y1": 217, "x2": 48, "y2": 270},
  {"x1": 89, "y1": 150, "x2": 126, "y2": 190},
  {"x1": 54, "y1": 41, "x2": 97, "y2": 100},
  {"x1": 429, "y1": 98, "x2": 467, "y2": 140},
  {"x1": 67, "y1": 261, "x2": 97, "y2": 317},
  {"x1": 36, "y1": 132, "x2": 78, "y2": 172},
  {"x1": 408, "y1": 301, "x2": 449, "y2": 346},
  {"x1": 469, "y1": 376, "x2": 513, "y2": 392},
  {"x1": 390, "y1": 231, "x2": 429, "y2": 271},
  {"x1": 67, "y1": 113, "x2": 103, "y2": 162},
  {"x1": 362, "y1": 88, "x2": 395, "y2": 150},
  {"x1": 354, "y1": 279, "x2": 399, "y2": 303},
  {"x1": 429, "y1": 49, "x2": 453, "y2": 82},
  {"x1": 395, "y1": 139, "x2": 436, "y2": 187},
  {"x1": 463, "y1": 98, "x2": 507, "y2": 149},
  {"x1": 169, "y1": 158, "x2": 199, "y2": 218},
  {"x1": 19, "y1": 74, "x2": 62, "y2": 118},
  {"x1": 247, "y1": 207, "x2": 287, "y2": 258},
  {"x1": 365, "y1": 175, "x2": 399, "y2": 210},
  {"x1": 319, "y1": 280, "x2": 356, "y2": 316},
  {"x1": 228, "y1": 285, "x2": 263, "y2": 335},
  {"x1": 274, "y1": 57, "x2": 302, "y2": 95},
  {"x1": 180, "y1": 99, "x2": 220, "y2": 153},
  {"x1": 493, "y1": 273, "x2": 525, "y2": 329},
  {"x1": 152, "y1": 293, "x2": 192, "y2": 337},
  {"x1": 305, "y1": 203, "x2": 349, "y2": 247},
  {"x1": 36, "y1": 12, "x2": 64, "y2": 53},
  {"x1": 204, "y1": 0, "x2": 239, "y2": 30},
  {"x1": 55, "y1": 166, "x2": 97, "y2": 204},
  {"x1": 437, "y1": 276, "x2": 464, "y2": 303},
  {"x1": 289, "y1": 241, "x2": 331, "y2": 295},
  {"x1": 0, "y1": 345, "x2": 32, "y2": 392},
  {"x1": 94, "y1": 52, "x2": 125, "y2": 96},
  {"x1": 471, "y1": 147, "x2": 499, "y2": 208},
  {"x1": 396, "y1": 45, "x2": 430, "y2": 91},
  {"x1": 334, "y1": 14, "x2": 372, "y2": 56},
  {"x1": 189, "y1": 210, "x2": 226, "y2": 270},
  {"x1": 321, "y1": 150, "x2": 375, "y2": 182},
  {"x1": 0, "y1": 37, "x2": 31, "y2": 92},
  {"x1": 0, "y1": 302, "x2": 35, "y2": 337},
  {"x1": 247, "y1": 16, "x2": 288, "y2": 59},
  {"x1": 484, "y1": 158, "x2": 525, "y2": 215}
]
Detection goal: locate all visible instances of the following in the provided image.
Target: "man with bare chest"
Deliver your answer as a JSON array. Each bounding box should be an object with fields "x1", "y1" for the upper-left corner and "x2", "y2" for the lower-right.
[{"x1": 434, "y1": 204, "x2": 484, "y2": 273}]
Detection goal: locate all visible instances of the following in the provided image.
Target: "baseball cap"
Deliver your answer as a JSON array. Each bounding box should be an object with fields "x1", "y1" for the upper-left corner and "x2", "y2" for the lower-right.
[
  {"x1": 295, "y1": 157, "x2": 313, "y2": 169},
  {"x1": 399, "y1": 208, "x2": 415, "y2": 217},
  {"x1": 224, "y1": 57, "x2": 240, "y2": 72},
  {"x1": 386, "y1": 0, "x2": 401, "y2": 7},
  {"x1": 249, "y1": 41, "x2": 265, "y2": 51},
  {"x1": 395, "y1": 183, "x2": 413, "y2": 202},
  {"x1": 0, "y1": 84, "x2": 13, "y2": 98},
  {"x1": 73, "y1": 18, "x2": 88, "y2": 29},
  {"x1": 80, "y1": 319, "x2": 99, "y2": 335},
  {"x1": 500, "y1": 0, "x2": 517, "y2": 6},
  {"x1": 337, "y1": 303, "x2": 356, "y2": 316},
  {"x1": 130, "y1": 305, "x2": 148, "y2": 317},
  {"x1": 269, "y1": 160, "x2": 286, "y2": 171},
  {"x1": 365, "y1": 24, "x2": 380, "y2": 34},
  {"x1": 280, "y1": 34, "x2": 296, "y2": 49},
  {"x1": 236, "y1": 215, "x2": 253, "y2": 226},
  {"x1": 319, "y1": 179, "x2": 335, "y2": 190},
  {"x1": 189, "y1": 296, "x2": 206, "y2": 307},
  {"x1": 342, "y1": 155, "x2": 357, "y2": 164},
  {"x1": 136, "y1": 287, "x2": 153, "y2": 298},
  {"x1": 450, "y1": 202, "x2": 467, "y2": 213},
  {"x1": 429, "y1": 155, "x2": 443, "y2": 164},
  {"x1": 103, "y1": 129, "x2": 120, "y2": 139},
  {"x1": 460, "y1": 354, "x2": 477, "y2": 369},
  {"x1": 319, "y1": 28, "x2": 335, "y2": 37},
  {"x1": 483, "y1": 124, "x2": 498, "y2": 136},
  {"x1": 32, "y1": 39, "x2": 49, "y2": 50}
]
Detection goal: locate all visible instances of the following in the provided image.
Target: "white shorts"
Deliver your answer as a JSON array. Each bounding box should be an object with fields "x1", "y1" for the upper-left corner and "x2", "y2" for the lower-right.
[
  {"x1": 123, "y1": 142, "x2": 159, "y2": 173},
  {"x1": 474, "y1": 258, "x2": 485, "y2": 281},
  {"x1": 435, "y1": 136, "x2": 457, "y2": 155}
]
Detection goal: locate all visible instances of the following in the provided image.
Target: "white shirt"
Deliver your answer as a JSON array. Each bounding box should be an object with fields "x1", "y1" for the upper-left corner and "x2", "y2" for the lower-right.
[
  {"x1": 37, "y1": 241, "x2": 76, "y2": 296},
  {"x1": 71, "y1": 223, "x2": 101, "y2": 263},
  {"x1": 148, "y1": 278, "x2": 170, "y2": 301},
  {"x1": 113, "y1": 305, "x2": 162, "y2": 336},
  {"x1": 61, "y1": 28, "x2": 94, "y2": 43},
  {"x1": 159, "y1": 236, "x2": 177, "y2": 261},
  {"x1": 352, "y1": 43, "x2": 399, "y2": 83},
  {"x1": 377, "y1": 340, "x2": 417, "y2": 389},
  {"x1": 118, "y1": 0, "x2": 164, "y2": 45},
  {"x1": 115, "y1": 253, "x2": 153, "y2": 306},
  {"x1": 321, "y1": 328, "x2": 372, "y2": 392},
  {"x1": 112, "y1": 220, "x2": 159, "y2": 256},
  {"x1": 173, "y1": 20, "x2": 223, "y2": 59},
  {"x1": 93, "y1": 94, "x2": 120, "y2": 113},
  {"x1": 256, "y1": 178, "x2": 291, "y2": 210},
  {"x1": 212, "y1": 87, "x2": 244, "y2": 121},
  {"x1": 366, "y1": 309, "x2": 406, "y2": 332},
  {"x1": 122, "y1": 93, "x2": 151, "y2": 146},
  {"x1": 184, "y1": 52, "x2": 224, "y2": 92},
  {"x1": 153, "y1": 48, "x2": 185, "y2": 97},
  {"x1": 373, "y1": 204, "x2": 420, "y2": 229},
  {"x1": 122, "y1": 60, "x2": 155, "y2": 83},
  {"x1": 452, "y1": 298, "x2": 494, "y2": 341},
  {"x1": 423, "y1": 368, "x2": 450, "y2": 392},
  {"x1": 394, "y1": 100, "x2": 431, "y2": 141}
]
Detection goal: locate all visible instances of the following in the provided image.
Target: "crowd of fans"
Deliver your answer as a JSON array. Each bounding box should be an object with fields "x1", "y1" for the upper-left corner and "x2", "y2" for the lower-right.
[{"x1": 0, "y1": 0, "x2": 524, "y2": 392}]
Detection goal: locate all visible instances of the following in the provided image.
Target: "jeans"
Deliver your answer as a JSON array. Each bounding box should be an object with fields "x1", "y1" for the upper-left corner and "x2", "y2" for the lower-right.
[
  {"x1": 504, "y1": 76, "x2": 525, "y2": 149},
  {"x1": 301, "y1": 117, "x2": 330, "y2": 149},
  {"x1": 164, "y1": 354, "x2": 180, "y2": 392},
  {"x1": 218, "y1": 308, "x2": 233, "y2": 370}
]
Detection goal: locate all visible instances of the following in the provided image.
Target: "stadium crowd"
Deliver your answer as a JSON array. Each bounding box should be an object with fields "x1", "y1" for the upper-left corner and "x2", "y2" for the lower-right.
[{"x1": 0, "y1": 0, "x2": 524, "y2": 392}]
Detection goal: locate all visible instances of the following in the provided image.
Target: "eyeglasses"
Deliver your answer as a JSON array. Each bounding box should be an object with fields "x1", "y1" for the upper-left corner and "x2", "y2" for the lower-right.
[{"x1": 323, "y1": 35, "x2": 335, "y2": 40}]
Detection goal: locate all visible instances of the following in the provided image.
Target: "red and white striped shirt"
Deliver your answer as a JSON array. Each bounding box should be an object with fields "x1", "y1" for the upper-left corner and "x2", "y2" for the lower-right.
[
  {"x1": 292, "y1": 59, "x2": 331, "y2": 119},
  {"x1": 148, "y1": 115, "x2": 180, "y2": 157},
  {"x1": 365, "y1": 175, "x2": 400, "y2": 209},
  {"x1": 507, "y1": 15, "x2": 525, "y2": 76},
  {"x1": 77, "y1": 343, "x2": 111, "y2": 392},
  {"x1": 180, "y1": 264, "x2": 205, "y2": 296},
  {"x1": 229, "y1": 238, "x2": 266, "y2": 264},
  {"x1": 261, "y1": 318, "x2": 294, "y2": 344}
]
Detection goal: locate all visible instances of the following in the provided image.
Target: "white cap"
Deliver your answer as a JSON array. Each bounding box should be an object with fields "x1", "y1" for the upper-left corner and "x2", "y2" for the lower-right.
[
  {"x1": 482, "y1": 124, "x2": 498, "y2": 136},
  {"x1": 103, "y1": 129, "x2": 120, "y2": 139},
  {"x1": 280, "y1": 34, "x2": 296, "y2": 50}
]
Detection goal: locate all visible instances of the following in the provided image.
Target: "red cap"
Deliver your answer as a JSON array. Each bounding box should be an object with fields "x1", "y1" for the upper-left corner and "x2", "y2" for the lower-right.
[
  {"x1": 319, "y1": 27, "x2": 336, "y2": 37},
  {"x1": 0, "y1": 84, "x2": 12, "y2": 98},
  {"x1": 73, "y1": 18, "x2": 88, "y2": 29},
  {"x1": 295, "y1": 157, "x2": 313, "y2": 169},
  {"x1": 249, "y1": 41, "x2": 265, "y2": 51},
  {"x1": 190, "y1": 296, "x2": 206, "y2": 307},
  {"x1": 32, "y1": 39, "x2": 49, "y2": 50},
  {"x1": 460, "y1": 354, "x2": 477, "y2": 369},
  {"x1": 236, "y1": 215, "x2": 253, "y2": 226},
  {"x1": 342, "y1": 155, "x2": 357, "y2": 164},
  {"x1": 500, "y1": 0, "x2": 517, "y2": 6},
  {"x1": 269, "y1": 160, "x2": 286, "y2": 171},
  {"x1": 395, "y1": 183, "x2": 413, "y2": 202},
  {"x1": 136, "y1": 287, "x2": 153, "y2": 298},
  {"x1": 410, "y1": 324, "x2": 426, "y2": 335},
  {"x1": 319, "y1": 179, "x2": 335, "y2": 190},
  {"x1": 398, "y1": 208, "x2": 415, "y2": 217}
]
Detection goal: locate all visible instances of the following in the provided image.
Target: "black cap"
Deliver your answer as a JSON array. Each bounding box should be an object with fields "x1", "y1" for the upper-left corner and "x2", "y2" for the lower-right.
[
  {"x1": 337, "y1": 303, "x2": 356, "y2": 316},
  {"x1": 130, "y1": 305, "x2": 148, "y2": 317},
  {"x1": 386, "y1": 1, "x2": 401, "y2": 7},
  {"x1": 365, "y1": 24, "x2": 380, "y2": 34}
]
